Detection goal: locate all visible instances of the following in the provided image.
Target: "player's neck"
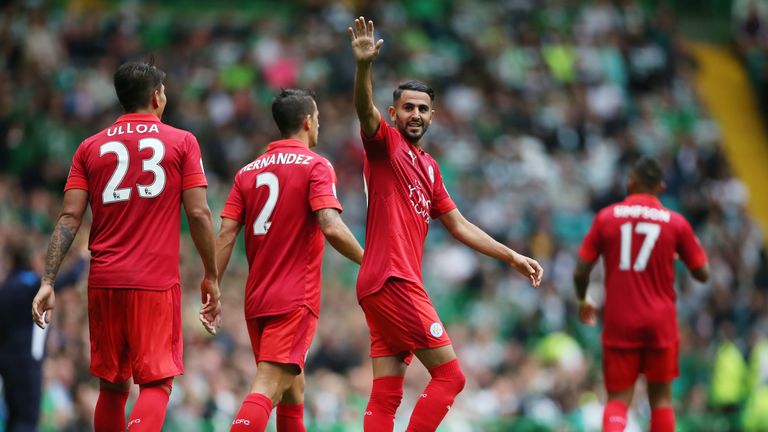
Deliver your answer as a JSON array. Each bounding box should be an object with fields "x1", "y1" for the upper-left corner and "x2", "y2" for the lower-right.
[
  {"x1": 286, "y1": 132, "x2": 311, "y2": 147},
  {"x1": 127, "y1": 107, "x2": 161, "y2": 118}
]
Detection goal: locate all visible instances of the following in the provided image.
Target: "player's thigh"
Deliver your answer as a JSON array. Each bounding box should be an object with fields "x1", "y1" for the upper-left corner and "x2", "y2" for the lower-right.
[
  {"x1": 360, "y1": 278, "x2": 451, "y2": 358},
  {"x1": 126, "y1": 285, "x2": 183, "y2": 385},
  {"x1": 88, "y1": 288, "x2": 131, "y2": 383},
  {"x1": 252, "y1": 307, "x2": 318, "y2": 373},
  {"x1": 643, "y1": 343, "x2": 678, "y2": 407},
  {"x1": 280, "y1": 371, "x2": 306, "y2": 405},
  {"x1": 603, "y1": 345, "x2": 642, "y2": 393}
]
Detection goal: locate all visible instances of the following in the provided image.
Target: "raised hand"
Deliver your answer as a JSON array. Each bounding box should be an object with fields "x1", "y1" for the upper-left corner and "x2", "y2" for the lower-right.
[
  {"x1": 32, "y1": 282, "x2": 55, "y2": 329},
  {"x1": 509, "y1": 252, "x2": 544, "y2": 288},
  {"x1": 348, "y1": 16, "x2": 384, "y2": 64}
]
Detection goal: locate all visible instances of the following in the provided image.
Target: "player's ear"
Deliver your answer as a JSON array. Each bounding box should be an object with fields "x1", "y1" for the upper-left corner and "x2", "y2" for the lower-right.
[
  {"x1": 388, "y1": 105, "x2": 396, "y2": 122},
  {"x1": 657, "y1": 181, "x2": 667, "y2": 195},
  {"x1": 151, "y1": 90, "x2": 160, "y2": 109},
  {"x1": 303, "y1": 114, "x2": 312, "y2": 131}
]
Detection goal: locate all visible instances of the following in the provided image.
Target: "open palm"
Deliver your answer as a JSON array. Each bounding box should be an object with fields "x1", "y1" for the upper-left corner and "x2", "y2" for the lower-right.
[{"x1": 349, "y1": 16, "x2": 383, "y2": 63}]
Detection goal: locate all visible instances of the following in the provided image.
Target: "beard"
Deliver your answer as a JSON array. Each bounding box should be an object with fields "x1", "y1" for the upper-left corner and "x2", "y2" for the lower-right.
[{"x1": 397, "y1": 120, "x2": 428, "y2": 143}]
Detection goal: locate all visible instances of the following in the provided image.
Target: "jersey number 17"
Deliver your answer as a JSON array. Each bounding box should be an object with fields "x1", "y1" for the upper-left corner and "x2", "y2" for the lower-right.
[{"x1": 619, "y1": 222, "x2": 661, "y2": 271}]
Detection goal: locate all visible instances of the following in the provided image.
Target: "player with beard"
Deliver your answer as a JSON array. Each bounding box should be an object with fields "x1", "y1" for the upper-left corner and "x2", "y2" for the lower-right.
[{"x1": 349, "y1": 17, "x2": 544, "y2": 431}]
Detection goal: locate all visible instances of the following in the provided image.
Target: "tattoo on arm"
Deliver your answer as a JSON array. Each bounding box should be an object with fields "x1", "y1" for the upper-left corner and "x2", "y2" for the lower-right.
[
  {"x1": 317, "y1": 208, "x2": 340, "y2": 228},
  {"x1": 43, "y1": 219, "x2": 77, "y2": 285}
]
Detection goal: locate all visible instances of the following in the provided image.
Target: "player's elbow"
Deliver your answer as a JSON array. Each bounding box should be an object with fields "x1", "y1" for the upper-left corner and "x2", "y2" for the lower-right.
[
  {"x1": 691, "y1": 263, "x2": 710, "y2": 283},
  {"x1": 186, "y1": 206, "x2": 213, "y2": 225},
  {"x1": 320, "y1": 221, "x2": 344, "y2": 242}
]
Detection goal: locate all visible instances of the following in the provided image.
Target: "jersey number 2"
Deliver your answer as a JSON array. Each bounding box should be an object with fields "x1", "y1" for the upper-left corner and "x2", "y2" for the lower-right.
[
  {"x1": 253, "y1": 172, "x2": 279, "y2": 235},
  {"x1": 100, "y1": 139, "x2": 166, "y2": 204},
  {"x1": 619, "y1": 222, "x2": 660, "y2": 271}
]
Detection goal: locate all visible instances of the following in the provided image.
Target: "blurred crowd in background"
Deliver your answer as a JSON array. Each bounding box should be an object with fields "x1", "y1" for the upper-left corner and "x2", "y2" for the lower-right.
[
  {"x1": 1, "y1": 0, "x2": 768, "y2": 431},
  {"x1": 734, "y1": 0, "x2": 768, "y2": 121}
]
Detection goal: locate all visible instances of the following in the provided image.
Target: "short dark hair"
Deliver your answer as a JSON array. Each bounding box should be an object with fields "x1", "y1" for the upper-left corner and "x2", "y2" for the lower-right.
[
  {"x1": 114, "y1": 62, "x2": 166, "y2": 113},
  {"x1": 271, "y1": 88, "x2": 317, "y2": 137},
  {"x1": 393, "y1": 80, "x2": 435, "y2": 103},
  {"x1": 631, "y1": 156, "x2": 664, "y2": 190}
]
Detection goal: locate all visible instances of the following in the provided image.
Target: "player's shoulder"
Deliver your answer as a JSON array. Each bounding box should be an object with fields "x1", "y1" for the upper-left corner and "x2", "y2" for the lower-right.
[
  {"x1": 307, "y1": 150, "x2": 332, "y2": 167},
  {"x1": 156, "y1": 123, "x2": 196, "y2": 142},
  {"x1": 421, "y1": 149, "x2": 439, "y2": 165},
  {"x1": 666, "y1": 208, "x2": 693, "y2": 228},
  {"x1": 595, "y1": 203, "x2": 618, "y2": 221}
]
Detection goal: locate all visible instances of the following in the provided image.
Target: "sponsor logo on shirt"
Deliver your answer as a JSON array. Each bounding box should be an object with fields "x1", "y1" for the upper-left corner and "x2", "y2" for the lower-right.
[
  {"x1": 127, "y1": 418, "x2": 142, "y2": 428},
  {"x1": 408, "y1": 180, "x2": 431, "y2": 224},
  {"x1": 407, "y1": 149, "x2": 417, "y2": 165},
  {"x1": 429, "y1": 322, "x2": 444, "y2": 338},
  {"x1": 232, "y1": 419, "x2": 251, "y2": 425}
]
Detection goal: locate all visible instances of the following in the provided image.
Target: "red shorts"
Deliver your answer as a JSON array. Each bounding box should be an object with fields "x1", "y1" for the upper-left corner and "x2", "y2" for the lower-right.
[
  {"x1": 360, "y1": 278, "x2": 452, "y2": 364},
  {"x1": 88, "y1": 286, "x2": 183, "y2": 385},
  {"x1": 603, "y1": 343, "x2": 679, "y2": 392},
  {"x1": 246, "y1": 306, "x2": 318, "y2": 372}
]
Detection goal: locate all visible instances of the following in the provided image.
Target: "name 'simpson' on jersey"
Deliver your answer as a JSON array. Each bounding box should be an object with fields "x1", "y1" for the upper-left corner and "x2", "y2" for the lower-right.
[
  {"x1": 613, "y1": 205, "x2": 671, "y2": 223},
  {"x1": 240, "y1": 153, "x2": 315, "y2": 173}
]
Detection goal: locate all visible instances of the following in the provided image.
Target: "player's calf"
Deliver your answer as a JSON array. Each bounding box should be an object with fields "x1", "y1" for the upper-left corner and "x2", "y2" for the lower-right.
[
  {"x1": 127, "y1": 378, "x2": 173, "y2": 431},
  {"x1": 405, "y1": 359, "x2": 466, "y2": 432},
  {"x1": 364, "y1": 375, "x2": 405, "y2": 432}
]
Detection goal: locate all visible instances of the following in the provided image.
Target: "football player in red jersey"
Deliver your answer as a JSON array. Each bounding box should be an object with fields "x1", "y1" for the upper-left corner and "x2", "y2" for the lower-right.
[
  {"x1": 349, "y1": 17, "x2": 543, "y2": 431},
  {"x1": 216, "y1": 89, "x2": 364, "y2": 432},
  {"x1": 31, "y1": 62, "x2": 220, "y2": 432},
  {"x1": 574, "y1": 157, "x2": 710, "y2": 432}
]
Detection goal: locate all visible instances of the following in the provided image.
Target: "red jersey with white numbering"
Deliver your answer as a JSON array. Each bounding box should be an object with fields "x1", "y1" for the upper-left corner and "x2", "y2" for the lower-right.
[
  {"x1": 221, "y1": 139, "x2": 342, "y2": 319},
  {"x1": 357, "y1": 118, "x2": 457, "y2": 300},
  {"x1": 578, "y1": 194, "x2": 708, "y2": 348},
  {"x1": 65, "y1": 113, "x2": 208, "y2": 290}
]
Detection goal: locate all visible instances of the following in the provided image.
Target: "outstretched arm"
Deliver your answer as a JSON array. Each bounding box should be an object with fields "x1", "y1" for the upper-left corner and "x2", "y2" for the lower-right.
[
  {"x1": 349, "y1": 16, "x2": 384, "y2": 137},
  {"x1": 32, "y1": 189, "x2": 88, "y2": 329},
  {"x1": 438, "y1": 209, "x2": 543, "y2": 287},
  {"x1": 183, "y1": 186, "x2": 221, "y2": 335},
  {"x1": 316, "y1": 208, "x2": 364, "y2": 264}
]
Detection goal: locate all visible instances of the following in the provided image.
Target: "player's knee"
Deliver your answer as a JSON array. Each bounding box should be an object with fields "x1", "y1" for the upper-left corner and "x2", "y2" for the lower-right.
[
  {"x1": 140, "y1": 377, "x2": 174, "y2": 395},
  {"x1": 432, "y1": 362, "x2": 466, "y2": 395},
  {"x1": 453, "y1": 367, "x2": 467, "y2": 394}
]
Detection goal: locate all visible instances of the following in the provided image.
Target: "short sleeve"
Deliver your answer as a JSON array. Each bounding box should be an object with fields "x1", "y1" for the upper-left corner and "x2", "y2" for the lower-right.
[
  {"x1": 676, "y1": 216, "x2": 708, "y2": 270},
  {"x1": 429, "y1": 162, "x2": 456, "y2": 219},
  {"x1": 64, "y1": 144, "x2": 89, "y2": 191},
  {"x1": 182, "y1": 133, "x2": 208, "y2": 190},
  {"x1": 578, "y1": 212, "x2": 603, "y2": 263},
  {"x1": 361, "y1": 117, "x2": 398, "y2": 160},
  {"x1": 221, "y1": 175, "x2": 245, "y2": 223},
  {"x1": 309, "y1": 159, "x2": 342, "y2": 212}
]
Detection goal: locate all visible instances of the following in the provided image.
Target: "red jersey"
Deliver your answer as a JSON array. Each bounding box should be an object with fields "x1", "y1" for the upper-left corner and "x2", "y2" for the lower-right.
[
  {"x1": 578, "y1": 194, "x2": 708, "y2": 348},
  {"x1": 221, "y1": 139, "x2": 342, "y2": 319},
  {"x1": 357, "y1": 118, "x2": 457, "y2": 300},
  {"x1": 65, "y1": 113, "x2": 207, "y2": 290}
]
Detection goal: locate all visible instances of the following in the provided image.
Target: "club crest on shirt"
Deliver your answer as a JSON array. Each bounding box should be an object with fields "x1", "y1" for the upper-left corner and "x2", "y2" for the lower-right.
[{"x1": 429, "y1": 322, "x2": 444, "y2": 338}]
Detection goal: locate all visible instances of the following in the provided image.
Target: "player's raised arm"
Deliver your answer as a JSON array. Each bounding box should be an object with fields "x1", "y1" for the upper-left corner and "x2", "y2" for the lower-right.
[
  {"x1": 32, "y1": 189, "x2": 88, "y2": 329},
  {"x1": 349, "y1": 16, "x2": 384, "y2": 137},
  {"x1": 182, "y1": 186, "x2": 221, "y2": 335},
  {"x1": 316, "y1": 208, "x2": 364, "y2": 264},
  {"x1": 438, "y1": 208, "x2": 543, "y2": 288}
]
